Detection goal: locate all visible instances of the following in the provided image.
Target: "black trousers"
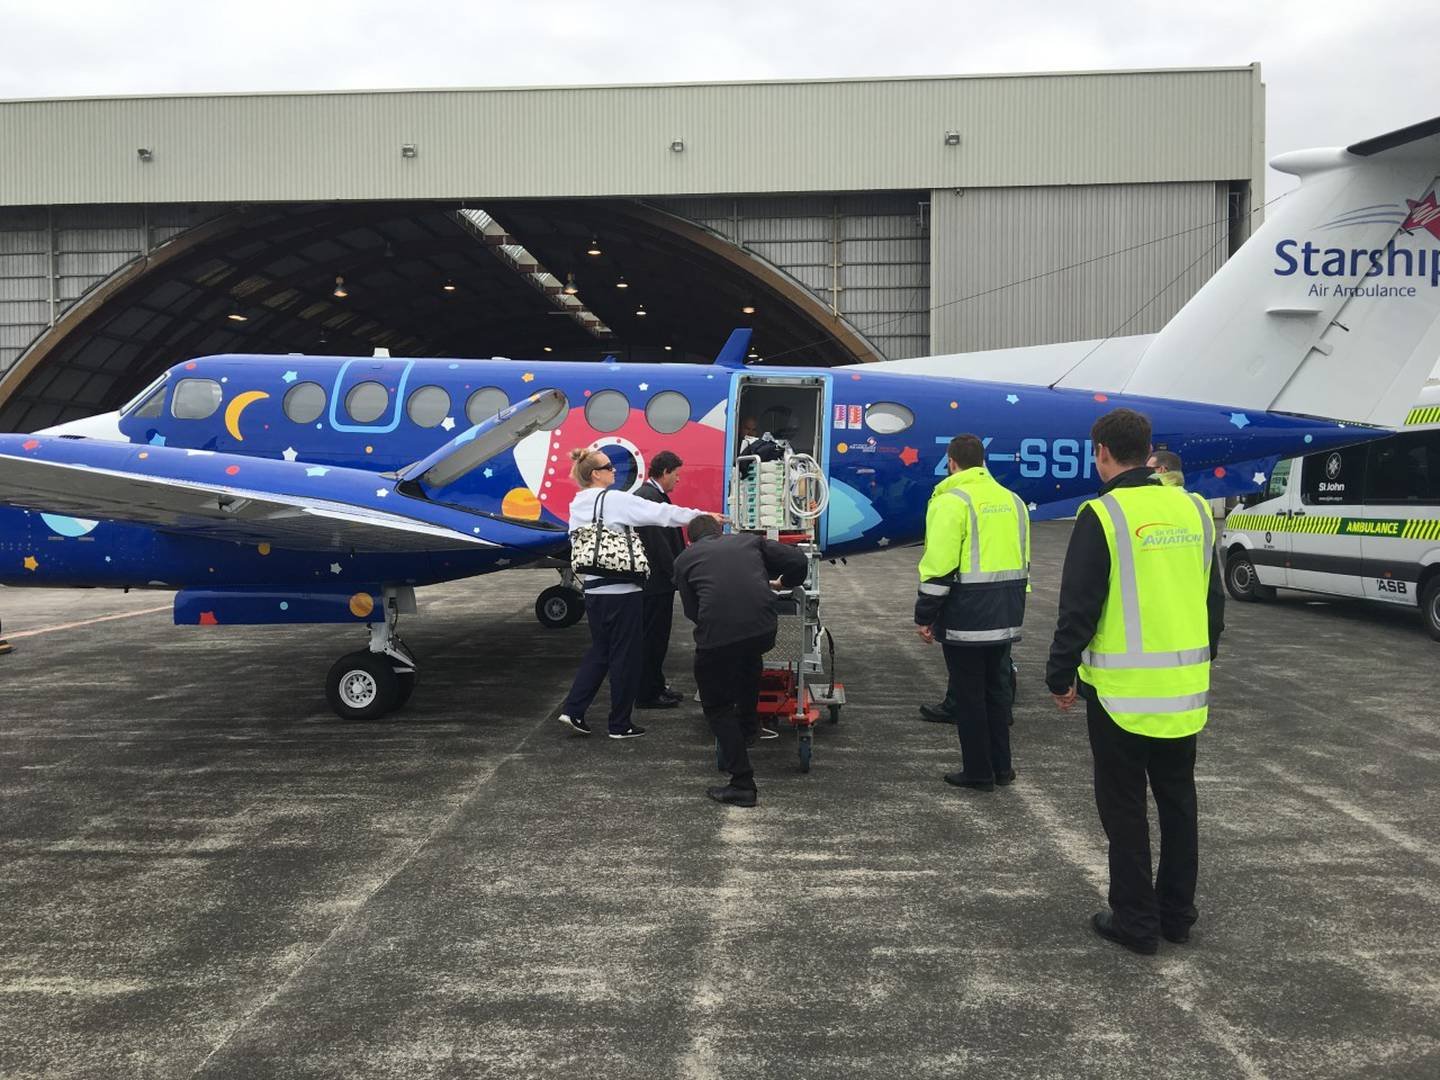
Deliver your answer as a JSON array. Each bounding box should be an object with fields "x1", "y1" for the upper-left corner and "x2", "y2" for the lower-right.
[
  {"x1": 560, "y1": 592, "x2": 644, "y2": 734},
  {"x1": 942, "y1": 643, "x2": 1013, "y2": 781},
  {"x1": 693, "y1": 633, "x2": 770, "y2": 789},
  {"x1": 639, "y1": 590, "x2": 675, "y2": 701},
  {"x1": 1085, "y1": 691, "x2": 1199, "y2": 941}
]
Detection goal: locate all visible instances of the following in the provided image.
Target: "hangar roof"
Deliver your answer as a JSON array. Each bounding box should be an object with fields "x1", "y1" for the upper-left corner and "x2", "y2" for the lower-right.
[{"x1": 0, "y1": 67, "x2": 1263, "y2": 206}]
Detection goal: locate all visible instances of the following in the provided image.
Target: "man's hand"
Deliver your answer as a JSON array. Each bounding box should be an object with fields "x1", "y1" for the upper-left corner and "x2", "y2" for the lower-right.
[
  {"x1": 1051, "y1": 682, "x2": 1078, "y2": 711},
  {"x1": 915, "y1": 623, "x2": 934, "y2": 645}
]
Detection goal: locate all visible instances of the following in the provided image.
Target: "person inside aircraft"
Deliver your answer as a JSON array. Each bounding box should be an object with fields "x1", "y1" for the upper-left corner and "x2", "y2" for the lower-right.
[
  {"x1": 557, "y1": 448, "x2": 722, "y2": 740},
  {"x1": 1147, "y1": 450, "x2": 1185, "y2": 489},
  {"x1": 738, "y1": 416, "x2": 760, "y2": 455}
]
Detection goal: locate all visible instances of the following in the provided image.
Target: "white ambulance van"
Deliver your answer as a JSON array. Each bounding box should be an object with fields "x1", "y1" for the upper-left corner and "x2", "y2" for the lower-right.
[{"x1": 1221, "y1": 384, "x2": 1440, "y2": 640}]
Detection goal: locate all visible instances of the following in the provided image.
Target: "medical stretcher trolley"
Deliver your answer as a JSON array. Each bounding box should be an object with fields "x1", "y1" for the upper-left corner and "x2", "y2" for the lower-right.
[{"x1": 729, "y1": 448, "x2": 845, "y2": 773}]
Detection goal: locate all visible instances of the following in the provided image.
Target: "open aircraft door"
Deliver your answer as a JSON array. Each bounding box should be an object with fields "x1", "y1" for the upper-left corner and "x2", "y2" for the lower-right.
[{"x1": 723, "y1": 371, "x2": 834, "y2": 548}]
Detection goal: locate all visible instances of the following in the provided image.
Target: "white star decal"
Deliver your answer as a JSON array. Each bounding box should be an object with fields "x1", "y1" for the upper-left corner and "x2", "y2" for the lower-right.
[
  {"x1": 375, "y1": 488, "x2": 388, "y2": 498},
  {"x1": 496, "y1": 558, "x2": 511, "y2": 567},
  {"x1": 281, "y1": 447, "x2": 298, "y2": 462},
  {"x1": 639, "y1": 382, "x2": 649, "y2": 391},
  {"x1": 1005, "y1": 394, "x2": 1019, "y2": 405},
  {"x1": 441, "y1": 416, "x2": 456, "y2": 431},
  {"x1": 1028, "y1": 502, "x2": 1038, "y2": 511},
  {"x1": 482, "y1": 467, "x2": 494, "y2": 478},
  {"x1": 877, "y1": 537, "x2": 890, "y2": 547},
  {"x1": 1252, "y1": 472, "x2": 1267, "y2": 486},
  {"x1": 329, "y1": 562, "x2": 342, "y2": 574}
]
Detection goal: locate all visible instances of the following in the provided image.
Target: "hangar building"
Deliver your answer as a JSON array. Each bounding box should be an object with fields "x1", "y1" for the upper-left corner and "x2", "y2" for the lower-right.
[{"x1": 0, "y1": 66, "x2": 1264, "y2": 432}]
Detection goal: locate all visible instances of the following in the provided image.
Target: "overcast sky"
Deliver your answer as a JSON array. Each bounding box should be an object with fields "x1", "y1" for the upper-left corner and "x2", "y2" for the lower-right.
[{"x1": 1, "y1": 0, "x2": 1435, "y2": 178}]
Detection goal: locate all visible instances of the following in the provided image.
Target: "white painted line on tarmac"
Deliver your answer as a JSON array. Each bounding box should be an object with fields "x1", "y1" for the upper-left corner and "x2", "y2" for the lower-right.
[{"x1": 5, "y1": 605, "x2": 172, "y2": 640}]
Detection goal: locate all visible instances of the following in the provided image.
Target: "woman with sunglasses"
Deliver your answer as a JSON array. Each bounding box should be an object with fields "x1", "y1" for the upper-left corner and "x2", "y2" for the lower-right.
[{"x1": 558, "y1": 448, "x2": 723, "y2": 739}]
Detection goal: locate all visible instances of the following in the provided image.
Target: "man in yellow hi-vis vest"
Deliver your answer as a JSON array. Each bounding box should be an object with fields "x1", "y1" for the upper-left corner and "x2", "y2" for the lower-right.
[
  {"x1": 1047, "y1": 408, "x2": 1223, "y2": 955},
  {"x1": 915, "y1": 434, "x2": 1030, "y2": 791},
  {"x1": 1147, "y1": 449, "x2": 1185, "y2": 488}
]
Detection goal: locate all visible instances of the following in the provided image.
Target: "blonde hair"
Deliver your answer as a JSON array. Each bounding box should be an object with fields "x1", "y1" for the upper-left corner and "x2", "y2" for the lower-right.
[{"x1": 570, "y1": 447, "x2": 608, "y2": 486}]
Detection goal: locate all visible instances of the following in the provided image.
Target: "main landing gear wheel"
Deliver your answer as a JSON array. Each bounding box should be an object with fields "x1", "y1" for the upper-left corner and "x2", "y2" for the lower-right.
[
  {"x1": 1224, "y1": 552, "x2": 1275, "y2": 602},
  {"x1": 536, "y1": 585, "x2": 585, "y2": 629},
  {"x1": 326, "y1": 651, "x2": 400, "y2": 721}
]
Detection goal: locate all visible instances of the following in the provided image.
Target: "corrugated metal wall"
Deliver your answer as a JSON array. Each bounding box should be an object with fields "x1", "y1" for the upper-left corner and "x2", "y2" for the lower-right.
[
  {"x1": 0, "y1": 204, "x2": 223, "y2": 373},
  {"x1": 0, "y1": 69, "x2": 1261, "y2": 205},
  {"x1": 929, "y1": 182, "x2": 1235, "y2": 354},
  {"x1": 655, "y1": 194, "x2": 930, "y2": 360}
]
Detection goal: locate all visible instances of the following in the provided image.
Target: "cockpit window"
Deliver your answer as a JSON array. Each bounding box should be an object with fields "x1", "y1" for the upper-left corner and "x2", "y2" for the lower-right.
[
  {"x1": 171, "y1": 379, "x2": 223, "y2": 421},
  {"x1": 132, "y1": 383, "x2": 167, "y2": 419}
]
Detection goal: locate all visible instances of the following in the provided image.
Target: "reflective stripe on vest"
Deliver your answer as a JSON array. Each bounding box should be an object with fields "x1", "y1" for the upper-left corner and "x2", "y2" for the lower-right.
[
  {"x1": 1078, "y1": 486, "x2": 1212, "y2": 738},
  {"x1": 947, "y1": 487, "x2": 1030, "y2": 583}
]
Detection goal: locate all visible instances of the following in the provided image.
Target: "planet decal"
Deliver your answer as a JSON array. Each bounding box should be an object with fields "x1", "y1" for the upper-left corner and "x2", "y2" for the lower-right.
[
  {"x1": 40, "y1": 515, "x2": 99, "y2": 538},
  {"x1": 349, "y1": 592, "x2": 375, "y2": 618},
  {"x1": 501, "y1": 487, "x2": 542, "y2": 521}
]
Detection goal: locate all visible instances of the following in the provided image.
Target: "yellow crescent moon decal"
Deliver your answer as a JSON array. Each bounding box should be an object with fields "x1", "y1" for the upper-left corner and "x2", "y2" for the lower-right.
[{"x1": 224, "y1": 391, "x2": 270, "y2": 441}]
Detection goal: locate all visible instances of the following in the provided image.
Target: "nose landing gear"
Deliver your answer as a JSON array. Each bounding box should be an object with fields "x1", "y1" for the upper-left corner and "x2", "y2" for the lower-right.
[
  {"x1": 324, "y1": 585, "x2": 419, "y2": 721},
  {"x1": 536, "y1": 569, "x2": 586, "y2": 629}
]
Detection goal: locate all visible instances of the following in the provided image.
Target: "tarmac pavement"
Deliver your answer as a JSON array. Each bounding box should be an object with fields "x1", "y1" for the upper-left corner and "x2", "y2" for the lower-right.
[{"x1": 1, "y1": 520, "x2": 1438, "y2": 1079}]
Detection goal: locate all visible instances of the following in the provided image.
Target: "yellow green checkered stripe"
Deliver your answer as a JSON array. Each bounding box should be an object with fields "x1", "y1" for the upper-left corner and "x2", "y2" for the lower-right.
[
  {"x1": 1404, "y1": 406, "x2": 1440, "y2": 426},
  {"x1": 1226, "y1": 512, "x2": 1341, "y2": 534},
  {"x1": 1227, "y1": 513, "x2": 1440, "y2": 539}
]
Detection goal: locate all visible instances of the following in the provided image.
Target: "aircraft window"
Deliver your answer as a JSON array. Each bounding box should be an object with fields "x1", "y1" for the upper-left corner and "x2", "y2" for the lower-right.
[
  {"x1": 465, "y1": 386, "x2": 510, "y2": 426},
  {"x1": 585, "y1": 390, "x2": 630, "y2": 433},
  {"x1": 346, "y1": 381, "x2": 389, "y2": 424},
  {"x1": 645, "y1": 390, "x2": 690, "y2": 434},
  {"x1": 283, "y1": 382, "x2": 326, "y2": 425},
  {"x1": 865, "y1": 401, "x2": 915, "y2": 435},
  {"x1": 132, "y1": 383, "x2": 167, "y2": 419},
  {"x1": 171, "y1": 378, "x2": 223, "y2": 420},
  {"x1": 407, "y1": 385, "x2": 451, "y2": 429},
  {"x1": 537, "y1": 391, "x2": 568, "y2": 430}
]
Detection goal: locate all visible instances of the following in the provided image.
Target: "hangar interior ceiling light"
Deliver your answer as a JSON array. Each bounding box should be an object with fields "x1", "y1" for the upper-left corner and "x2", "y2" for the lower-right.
[
  {"x1": 741, "y1": 304, "x2": 756, "y2": 315},
  {"x1": 226, "y1": 312, "x2": 248, "y2": 322},
  {"x1": 635, "y1": 303, "x2": 647, "y2": 317},
  {"x1": 442, "y1": 280, "x2": 457, "y2": 292},
  {"x1": 615, "y1": 275, "x2": 629, "y2": 289},
  {"x1": 332, "y1": 275, "x2": 348, "y2": 299},
  {"x1": 562, "y1": 272, "x2": 579, "y2": 296},
  {"x1": 586, "y1": 238, "x2": 602, "y2": 256}
]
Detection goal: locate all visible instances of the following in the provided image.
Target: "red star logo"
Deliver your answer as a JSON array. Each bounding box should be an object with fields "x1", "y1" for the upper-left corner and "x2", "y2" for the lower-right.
[
  {"x1": 21, "y1": 439, "x2": 39, "y2": 451},
  {"x1": 899, "y1": 446, "x2": 919, "y2": 467},
  {"x1": 1402, "y1": 191, "x2": 1440, "y2": 240},
  {"x1": 198, "y1": 611, "x2": 218, "y2": 625}
]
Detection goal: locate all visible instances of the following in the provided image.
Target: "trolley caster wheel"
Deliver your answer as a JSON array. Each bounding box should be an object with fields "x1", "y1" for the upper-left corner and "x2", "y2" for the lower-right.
[
  {"x1": 536, "y1": 585, "x2": 585, "y2": 629},
  {"x1": 827, "y1": 704, "x2": 841, "y2": 725},
  {"x1": 326, "y1": 650, "x2": 399, "y2": 721},
  {"x1": 798, "y1": 732, "x2": 813, "y2": 773}
]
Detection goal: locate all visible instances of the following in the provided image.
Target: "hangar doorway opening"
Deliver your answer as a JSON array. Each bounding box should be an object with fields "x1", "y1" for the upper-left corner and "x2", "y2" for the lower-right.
[{"x1": 0, "y1": 194, "x2": 928, "y2": 434}]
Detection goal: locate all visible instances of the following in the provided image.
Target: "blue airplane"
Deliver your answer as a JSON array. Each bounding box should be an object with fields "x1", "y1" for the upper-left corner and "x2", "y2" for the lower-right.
[{"x1": 2, "y1": 115, "x2": 1438, "y2": 718}]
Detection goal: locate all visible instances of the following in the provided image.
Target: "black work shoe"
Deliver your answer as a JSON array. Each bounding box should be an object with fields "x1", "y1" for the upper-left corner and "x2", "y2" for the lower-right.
[
  {"x1": 707, "y1": 785, "x2": 758, "y2": 807},
  {"x1": 994, "y1": 769, "x2": 1017, "y2": 787},
  {"x1": 658, "y1": 688, "x2": 685, "y2": 705},
  {"x1": 1162, "y1": 925, "x2": 1192, "y2": 945},
  {"x1": 608, "y1": 725, "x2": 647, "y2": 740},
  {"x1": 1091, "y1": 912, "x2": 1159, "y2": 955},
  {"x1": 943, "y1": 772, "x2": 994, "y2": 791},
  {"x1": 559, "y1": 713, "x2": 590, "y2": 735},
  {"x1": 635, "y1": 697, "x2": 679, "y2": 710},
  {"x1": 919, "y1": 701, "x2": 958, "y2": 723}
]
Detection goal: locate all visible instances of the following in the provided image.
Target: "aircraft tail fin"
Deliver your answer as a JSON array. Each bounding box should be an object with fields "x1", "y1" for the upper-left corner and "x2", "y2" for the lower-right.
[
  {"x1": 1104, "y1": 115, "x2": 1440, "y2": 427},
  {"x1": 713, "y1": 329, "x2": 753, "y2": 368}
]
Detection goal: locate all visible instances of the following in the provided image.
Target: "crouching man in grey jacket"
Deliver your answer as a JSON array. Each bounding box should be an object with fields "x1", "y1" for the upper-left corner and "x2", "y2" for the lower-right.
[{"x1": 672, "y1": 516, "x2": 809, "y2": 806}]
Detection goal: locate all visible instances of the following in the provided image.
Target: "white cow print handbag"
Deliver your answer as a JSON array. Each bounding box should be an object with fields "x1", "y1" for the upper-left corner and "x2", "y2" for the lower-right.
[{"x1": 571, "y1": 490, "x2": 650, "y2": 584}]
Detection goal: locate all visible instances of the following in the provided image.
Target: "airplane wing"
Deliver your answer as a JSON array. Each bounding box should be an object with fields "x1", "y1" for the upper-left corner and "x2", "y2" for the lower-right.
[{"x1": 0, "y1": 451, "x2": 491, "y2": 553}]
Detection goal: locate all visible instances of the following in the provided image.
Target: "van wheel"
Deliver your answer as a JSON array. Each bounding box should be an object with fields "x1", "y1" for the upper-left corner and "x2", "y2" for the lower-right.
[
  {"x1": 1224, "y1": 552, "x2": 1274, "y2": 602},
  {"x1": 1422, "y1": 579, "x2": 1440, "y2": 642}
]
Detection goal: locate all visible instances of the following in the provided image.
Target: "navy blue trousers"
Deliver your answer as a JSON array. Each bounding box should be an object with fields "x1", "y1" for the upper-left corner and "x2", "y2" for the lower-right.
[
  {"x1": 561, "y1": 592, "x2": 645, "y2": 733},
  {"x1": 942, "y1": 642, "x2": 1014, "y2": 781}
]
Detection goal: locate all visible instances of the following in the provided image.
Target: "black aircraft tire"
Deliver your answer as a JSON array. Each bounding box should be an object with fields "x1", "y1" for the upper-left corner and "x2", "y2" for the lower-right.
[
  {"x1": 536, "y1": 585, "x2": 585, "y2": 629},
  {"x1": 326, "y1": 651, "x2": 400, "y2": 721}
]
